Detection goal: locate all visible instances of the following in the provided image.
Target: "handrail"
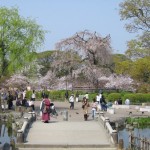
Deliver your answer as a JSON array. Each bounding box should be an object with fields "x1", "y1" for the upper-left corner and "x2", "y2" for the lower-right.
[
  {"x1": 16, "y1": 112, "x2": 36, "y2": 143},
  {"x1": 99, "y1": 114, "x2": 118, "y2": 145}
]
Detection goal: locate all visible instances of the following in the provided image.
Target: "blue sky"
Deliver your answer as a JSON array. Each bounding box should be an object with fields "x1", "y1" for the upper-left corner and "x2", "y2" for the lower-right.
[{"x1": 0, "y1": 0, "x2": 137, "y2": 54}]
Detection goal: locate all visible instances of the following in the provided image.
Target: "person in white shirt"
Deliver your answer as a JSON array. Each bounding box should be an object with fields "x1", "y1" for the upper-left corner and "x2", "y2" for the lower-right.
[
  {"x1": 69, "y1": 94, "x2": 74, "y2": 109},
  {"x1": 84, "y1": 93, "x2": 89, "y2": 99},
  {"x1": 29, "y1": 98, "x2": 35, "y2": 111},
  {"x1": 91, "y1": 98, "x2": 97, "y2": 119},
  {"x1": 125, "y1": 99, "x2": 130, "y2": 105},
  {"x1": 31, "y1": 90, "x2": 36, "y2": 101},
  {"x1": 96, "y1": 93, "x2": 100, "y2": 104}
]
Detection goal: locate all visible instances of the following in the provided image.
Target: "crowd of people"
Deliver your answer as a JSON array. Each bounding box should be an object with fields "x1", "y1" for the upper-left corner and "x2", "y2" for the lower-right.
[
  {"x1": 66, "y1": 90, "x2": 131, "y2": 121},
  {"x1": 67, "y1": 91, "x2": 107, "y2": 121},
  {"x1": 0, "y1": 89, "x2": 36, "y2": 111},
  {"x1": 1, "y1": 88, "x2": 131, "y2": 123}
]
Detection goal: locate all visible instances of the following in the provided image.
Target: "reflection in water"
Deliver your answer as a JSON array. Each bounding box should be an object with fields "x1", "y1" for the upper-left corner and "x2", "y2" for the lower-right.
[
  {"x1": 118, "y1": 127, "x2": 150, "y2": 149},
  {"x1": 0, "y1": 123, "x2": 16, "y2": 148},
  {"x1": 0, "y1": 124, "x2": 10, "y2": 147}
]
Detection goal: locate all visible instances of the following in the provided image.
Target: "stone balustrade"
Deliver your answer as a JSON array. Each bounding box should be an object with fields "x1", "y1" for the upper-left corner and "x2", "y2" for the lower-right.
[
  {"x1": 99, "y1": 113, "x2": 118, "y2": 145},
  {"x1": 16, "y1": 112, "x2": 36, "y2": 144}
]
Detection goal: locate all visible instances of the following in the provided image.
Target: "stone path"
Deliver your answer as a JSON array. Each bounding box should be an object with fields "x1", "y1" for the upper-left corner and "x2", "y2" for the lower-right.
[
  {"x1": 17, "y1": 101, "x2": 150, "y2": 150},
  {"x1": 17, "y1": 101, "x2": 117, "y2": 150}
]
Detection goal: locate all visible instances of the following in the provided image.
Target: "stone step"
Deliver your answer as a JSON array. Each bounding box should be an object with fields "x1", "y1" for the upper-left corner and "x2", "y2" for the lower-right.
[
  {"x1": 18, "y1": 148, "x2": 117, "y2": 150},
  {"x1": 16, "y1": 144, "x2": 117, "y2": 150}
]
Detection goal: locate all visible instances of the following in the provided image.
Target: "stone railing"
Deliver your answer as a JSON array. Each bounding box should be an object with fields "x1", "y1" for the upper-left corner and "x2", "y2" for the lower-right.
[
  {"x1": 16, "y1": 112, "x2": 36, "y2": 143},
  {"x1": 99, "y1": 113, "x2": 118, "y2": 145}
]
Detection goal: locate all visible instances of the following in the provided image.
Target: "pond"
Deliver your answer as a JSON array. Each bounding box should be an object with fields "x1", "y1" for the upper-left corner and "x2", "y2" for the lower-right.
[
  {"x1": 118, "y1": 127, "x2": 150, "y2": 149},
  {"x1": 0, "y1": 123, "x2": 16, "y2": 149}
]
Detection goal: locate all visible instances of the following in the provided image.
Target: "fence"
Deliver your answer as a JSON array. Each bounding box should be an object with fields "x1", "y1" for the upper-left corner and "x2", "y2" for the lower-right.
[{"x1": 129, "y1": 133, "x2": 150, "y2": 150}]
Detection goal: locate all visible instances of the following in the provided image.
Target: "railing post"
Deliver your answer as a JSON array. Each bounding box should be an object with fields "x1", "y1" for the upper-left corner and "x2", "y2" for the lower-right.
[
  {"x1": 17, "y1": 130, "x2": 24, "y2": 143},
  {"x1": 32, "y1": 112, "x2": 36, "y2": 121},
  {"x1": 140, "y1": 137, "x2": 144, "y2": 149},
  {"x1": 10, "y1": 138, "x2": 15, "y2": 150},
  {"x1": 118, "y1": 139, "x2": 124, "y2": 150},
  {"x1": 111, "y1": 130, "x2": 118, "y2": 145},
  {"x1": 104, "y1": 117, "x2": 109, "y2": 128},
  {"x1": 63, "y1": 110, "x2": 68, "y2": 121}
]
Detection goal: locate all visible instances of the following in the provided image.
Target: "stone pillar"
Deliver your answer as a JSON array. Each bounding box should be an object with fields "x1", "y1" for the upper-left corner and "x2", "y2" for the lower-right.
[
  {"x1": 111, "y1": 130, "x2": 118, "y2": 145},
  {"x1": 28, "y1": 112, "x2": 34, "y2": 122},
  {"x1": 104, "y1": 117, "x2": 109, "y2": 128},
  {"x1": 17, "y1": 130, "x2": 24, "y2": 143},
  {"x1": 63, "y1": 110, "x2": 68, "y2": 121},
  {"x1": 10, "y1": 138, "x2": 15, "y2": 150},
  {"x1": 32, "y1": 112, "x2": 36, "y2": 121},
  {"x1": 118, "y1": 139, "x2": 124, "y2": 150}
]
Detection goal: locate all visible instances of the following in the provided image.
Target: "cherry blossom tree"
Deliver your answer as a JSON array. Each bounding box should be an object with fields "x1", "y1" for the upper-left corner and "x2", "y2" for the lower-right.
[
  {"x1": 51, "y1": 50, "x2": 81, "y2": 78},
  {"x1": 38, "y1": 70, "x2": 57, "y2": 90},
  {"x1": 99, "y1": 74, "x2": 135, "y2": 91},
  {"x1": 55, "y1": 30, "x2": 112, "y2": 66},
  {"x1": 5, "y1": 74, "x2": 29, "y2": 88}
]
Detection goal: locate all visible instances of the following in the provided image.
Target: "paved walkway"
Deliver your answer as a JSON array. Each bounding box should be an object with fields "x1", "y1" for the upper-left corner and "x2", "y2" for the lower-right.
[
  {"x1": 17, "y1": 101, "x2": 150, "y2": 150},
  {"x1": 17, "y1": 101, "x2": 117, "y2": 150}
]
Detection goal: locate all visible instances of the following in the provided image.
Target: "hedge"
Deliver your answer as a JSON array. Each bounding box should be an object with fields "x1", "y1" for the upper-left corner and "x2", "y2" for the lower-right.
[
  {"x1": 107, "y1": 93, "x2": 122, "y2": 102},
  {"x1": 25, "y1": 90, "x2": 150, "y2": 104}
]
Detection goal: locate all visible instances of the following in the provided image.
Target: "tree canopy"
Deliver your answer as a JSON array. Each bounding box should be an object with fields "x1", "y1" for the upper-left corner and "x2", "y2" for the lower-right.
[
  {"x1": 0, "y1": 7, "x2": 45, "y2": 78},
  {"x1": 55, "y1": 30, "x2": 113, "y2": 67},
  {"x1": 119, "y1": 0, "x2": 150, "y2": 33},
  {"x1": 119, "y1": 0, "x2": 150, "y2": 59}
]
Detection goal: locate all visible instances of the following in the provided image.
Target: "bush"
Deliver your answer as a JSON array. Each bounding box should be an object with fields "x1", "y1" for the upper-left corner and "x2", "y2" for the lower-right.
[
  {"x1": 123, "y1": 93, "x2": 150, "y2": 104},
  {"x1": 107, "y1": 93, "x2": 122, "y2": 102},
  {"x1": 25, "y1": 90, "x2": 150, "y2": 104},
  {"x1": 123, "y1": 94, "x2": 136, "y2": 104},
  {"x1": 89, "y1": 93, "x2": 97, "y2": 102},
  {"x1": 142, "y1": 94, "x2": 150, "y2": 102}
]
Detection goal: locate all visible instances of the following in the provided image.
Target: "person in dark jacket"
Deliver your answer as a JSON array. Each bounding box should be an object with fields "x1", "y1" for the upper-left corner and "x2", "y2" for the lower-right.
[
  {"x1": 100, "y1": 94, "x2": 107, "y2": 111},
  {"x1": 8, "y1": 91, "x2": 14, "y2": 109}
]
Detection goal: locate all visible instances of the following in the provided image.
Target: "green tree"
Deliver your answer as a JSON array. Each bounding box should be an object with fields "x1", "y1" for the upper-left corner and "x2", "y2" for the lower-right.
[
  {"x1": 119, "y1": 0, "x2": 150, "y2": 33},
  {"x1": 0, "y1": 7, "x2": 45, "y2": 78},
  {"x1": 125, "y1": 33, "x2": 150, "y2": 59},
  {"x1": 119, "y1": 0, "x2": 150, "y2": 59},
  {"x1": 131, "y1": 57, "x2": 150, "y2": 83},
  {"x1": 0, "y1": 7, "x2": 45, "y2": 111},
  {"x1": 111, "y1": 54, "x2": 130, "y2": 73},
  {"x1": 114, "y1": 60, "x2": 133, "y2": 75},
  {"x1": 37, "y1": 51, "x2": 54, "y2": 76}
]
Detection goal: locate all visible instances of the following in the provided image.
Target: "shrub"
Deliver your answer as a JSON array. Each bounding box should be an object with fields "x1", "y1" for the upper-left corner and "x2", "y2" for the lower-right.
[
  {"x1": 123, "y1": 94, "x2": 136, "y2": 104},
  {"x1": 107, "y1": 93, "x2": 122, "y2": 102},
  {"x1": 89, "y1": 93, "x2": 97, "y2": 102}
]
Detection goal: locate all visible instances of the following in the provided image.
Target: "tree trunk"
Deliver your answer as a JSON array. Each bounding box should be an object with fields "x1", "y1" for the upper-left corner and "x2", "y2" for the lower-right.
[{"x1": 0, "y1": 97, "x2": 2, "y2": 112}]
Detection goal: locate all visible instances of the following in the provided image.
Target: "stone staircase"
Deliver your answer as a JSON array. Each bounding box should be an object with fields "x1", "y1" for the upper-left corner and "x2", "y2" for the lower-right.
[{"x1": 18, "y1": 147, "x2": 117, "y2": 150}]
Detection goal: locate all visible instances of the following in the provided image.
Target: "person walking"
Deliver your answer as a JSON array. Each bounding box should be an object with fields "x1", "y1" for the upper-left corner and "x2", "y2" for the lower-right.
[
  {"x1": 91, "y1": 98, "x2": 97, "y2": 120},
  {"x1": 100, "y1": 94, "x2": 107, "y2": 111},
  {"x1": 82, "y1": 97, "x2": 90, "y2": 121},
  {"x1": 69, "y1": 94, "x2": 74, "y2": 109},
  {"x1": 1, "y1": 92, "x2": 7, "y2": 111},
  {"x1": 31, "y1": 90, "x2": 36, "y2": 101},
  {"x1": 75, "y1": 91, "x2": 79, "y2": 102},
  {"x1": 65, "y1": 90, "x2": 69, "y2": 101},
  {"x1": 41, "y1": 90, "x2": 46, "y2": 99},
  {"x1": 8, "y1": 91, "x2": 14, "y2": 110},
  {"x1": 29, "y1": 98, "x2": 35, "y2": 111},
  {"x1": 40, "y1": 94, "x2": 51, "y2": 123}
]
